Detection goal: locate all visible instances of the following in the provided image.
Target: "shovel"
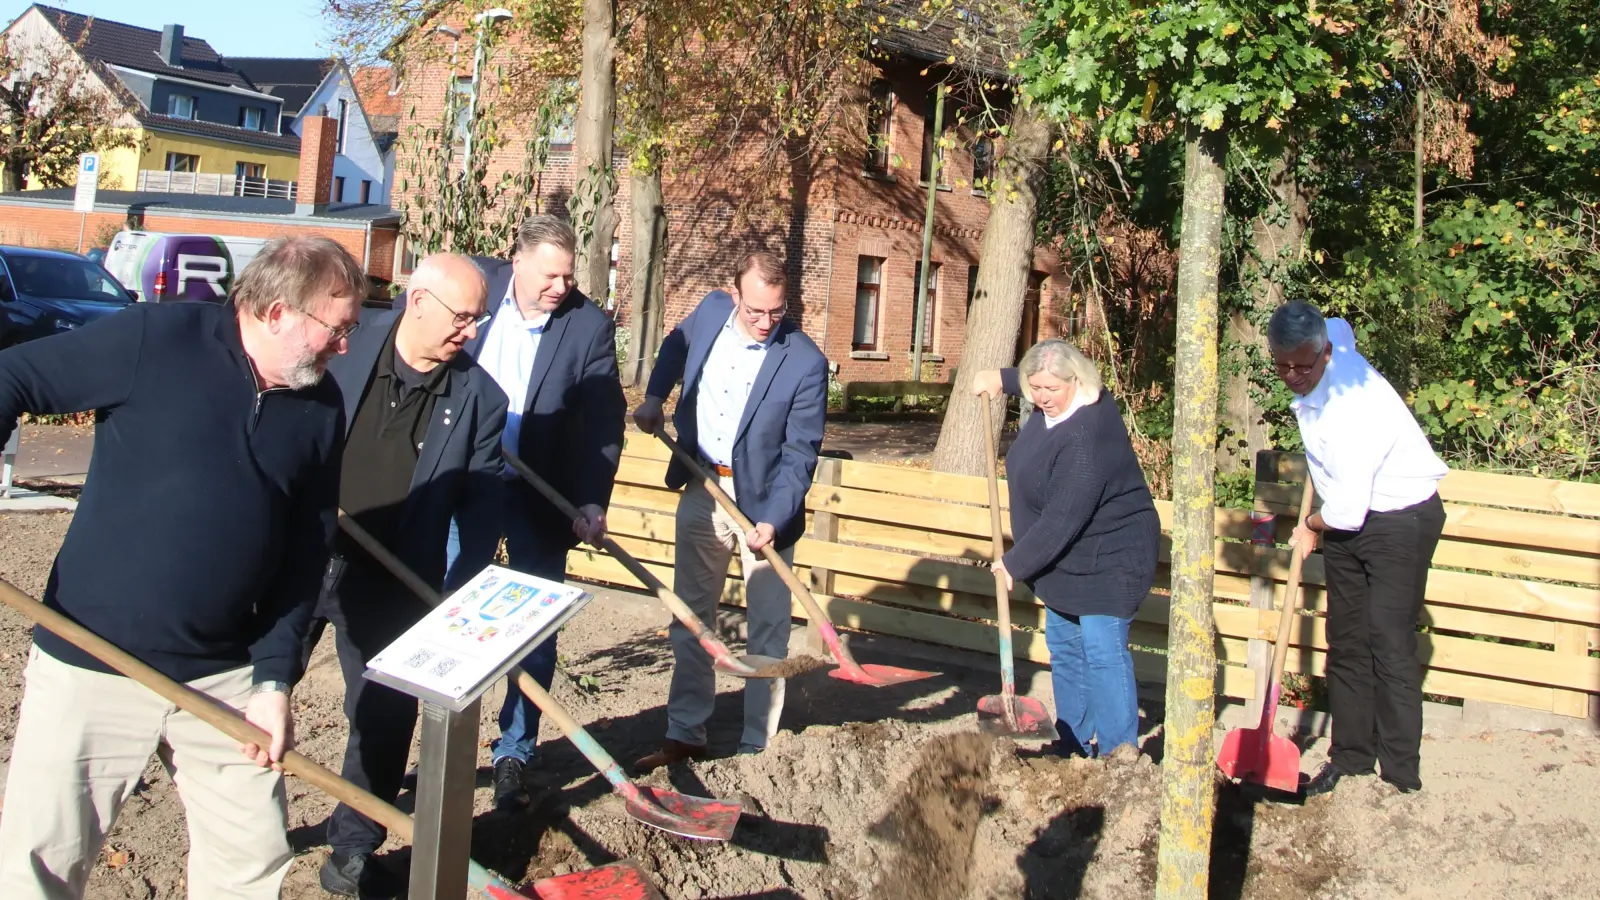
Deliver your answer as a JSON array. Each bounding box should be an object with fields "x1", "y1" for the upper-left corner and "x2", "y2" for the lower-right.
[
  {"x1": 336, "y1": 512, "x2": 743, "y2": 841},
  {"x1": 0, "y1": 575, "x2": 581, "y2": 900},
  {"x1": 655, "y1": 431, "x2": 939, "y2": 688},
  {"x1": 500, "y1": 449, "x2": 793, "y2": 680},
  {"x1": 1215, "y1": 477, "x2": 1316, "y2": 794},
  {"x1": 973, "y1": 399, "x2": 1059, "y2": 741}
]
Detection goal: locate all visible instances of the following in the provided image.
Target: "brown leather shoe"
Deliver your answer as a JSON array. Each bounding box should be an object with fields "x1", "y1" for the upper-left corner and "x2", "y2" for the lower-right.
[{"x1": 633, "y1": 739, "x2": 709, "y2": 773}]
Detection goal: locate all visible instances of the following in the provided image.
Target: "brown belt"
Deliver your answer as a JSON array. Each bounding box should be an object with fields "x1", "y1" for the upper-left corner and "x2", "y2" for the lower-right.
[{"x1": 709, "y1": 462, "x2": 733, "y2": 478}]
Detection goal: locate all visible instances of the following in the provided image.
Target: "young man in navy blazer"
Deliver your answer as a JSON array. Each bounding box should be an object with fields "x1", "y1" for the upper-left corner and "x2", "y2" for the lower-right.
[
  {"x1": 631, "y1": 250, "x2": 829, "y2": 770},
  {"x1": 312, "y1": 252, "x2": 508, "y2": 898},
  {"x1": 455, "y1": 216, "x2": 626, "y2": 811}
]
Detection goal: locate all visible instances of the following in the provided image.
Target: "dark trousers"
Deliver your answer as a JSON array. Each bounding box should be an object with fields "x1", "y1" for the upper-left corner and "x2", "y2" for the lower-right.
[
  {"x1": 1320, "y1": 493, "x2": 1446, "y2": 790},
  {"x1": 305, "y1": 558, "x2": 432, "y2": 857}
]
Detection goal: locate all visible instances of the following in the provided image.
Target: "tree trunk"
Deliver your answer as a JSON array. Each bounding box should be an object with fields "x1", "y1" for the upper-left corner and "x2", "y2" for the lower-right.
[
  {"x1": 624, "y1": 160, "x2": 667, "y2": 387},
  {"x1": 1221, "y1": 147, "x2": 1308, "y2": 471},
  {"x1": 573, "y1": 0, "x2": 617, "y2": 300},
  {"x1": 1414, "y1": 87, "x2": 1425, "y2": 235},
  {"x1": 1, "y1": 162, "x2": 19, "y2": 193},
  {"x1": 929, "y1": 101, "x2": 1051, "y2": 475},
  {"x1": 1156, "y1": 123, "x2": 1226, "y2": 900}
]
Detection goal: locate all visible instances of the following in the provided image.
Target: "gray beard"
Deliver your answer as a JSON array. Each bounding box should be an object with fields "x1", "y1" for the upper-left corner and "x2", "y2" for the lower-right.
[{"x1": 280, "y1": 333, "x2": 325, "y2": 391}]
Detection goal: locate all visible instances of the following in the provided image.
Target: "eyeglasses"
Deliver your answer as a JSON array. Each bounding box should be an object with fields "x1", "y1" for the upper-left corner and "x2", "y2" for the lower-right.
[
  {"x1": 302, "y1": 307, "x2": 359, "y2": 342},
  {"x1": 741, "y1": 306, "x2": 785, "y2": 324},
  {"x1": 421, "y1": 287, "x2": 492, "y2": 330},
  {"x1": 1273, "y1": 360, "x2": 1320, "y2": 377}
]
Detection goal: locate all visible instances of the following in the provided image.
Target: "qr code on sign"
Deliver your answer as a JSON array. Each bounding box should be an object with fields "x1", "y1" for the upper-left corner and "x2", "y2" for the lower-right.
[
  {"x1": 403, "y1": 648, "x2": 434, "y2": 669},
  {"x1": 429, "y1": 656, "x2": 460, "y2": 679}
]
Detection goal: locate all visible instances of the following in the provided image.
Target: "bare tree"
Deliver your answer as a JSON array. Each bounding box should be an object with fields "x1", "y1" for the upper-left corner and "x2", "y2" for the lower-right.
[{"x1": 0, "y1": 28, "x2": 137, "y2": 193}]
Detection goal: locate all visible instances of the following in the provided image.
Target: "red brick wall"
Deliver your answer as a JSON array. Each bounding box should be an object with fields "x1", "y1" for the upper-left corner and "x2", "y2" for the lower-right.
[
  {"x1": 0, "y1": 202, "x2": 391, "y2": 278},
  {"x1": 388, "y1": 28, "x2": 1070, "y2": 384},
  {"x1": 367, "y1": 225, "x2": 398, "y2": 282}
]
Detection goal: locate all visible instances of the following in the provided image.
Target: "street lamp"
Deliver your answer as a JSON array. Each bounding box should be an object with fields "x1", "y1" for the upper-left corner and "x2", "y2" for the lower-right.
[{"x1": 462, "y1": 7, "x2": 513, "y2": 177}]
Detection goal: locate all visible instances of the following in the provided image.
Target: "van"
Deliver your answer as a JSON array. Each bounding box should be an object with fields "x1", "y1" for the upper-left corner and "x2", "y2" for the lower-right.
[{"x1": 103, "y1": 231, "x2": 268, "y2": 303}]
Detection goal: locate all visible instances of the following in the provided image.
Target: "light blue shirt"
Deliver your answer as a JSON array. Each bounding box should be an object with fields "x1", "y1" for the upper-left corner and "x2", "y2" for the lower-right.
[
  {"x1": 695, "y1": 312, "x2": 771, "y2": 467},
  {"x1": 477, "y1": 281, "x2": 550, "y2": 469}
]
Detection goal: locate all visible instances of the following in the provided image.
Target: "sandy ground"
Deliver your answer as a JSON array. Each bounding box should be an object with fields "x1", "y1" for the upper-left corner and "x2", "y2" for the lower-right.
[{"x1": 2, "y1": 510, "x2": 1599, "y2": 899}]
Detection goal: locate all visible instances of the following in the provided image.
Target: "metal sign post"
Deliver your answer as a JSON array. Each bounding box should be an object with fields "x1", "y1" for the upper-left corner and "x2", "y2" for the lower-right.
[
  {"x1": 409, "y1": 699, "x2": 481, "y2": 900},
  {"x1": 74, "y1": 153, "x2": 99, "y2": 254},
  {"x1": 2, "y1": 428, "x2": 18, "y2": 499}
]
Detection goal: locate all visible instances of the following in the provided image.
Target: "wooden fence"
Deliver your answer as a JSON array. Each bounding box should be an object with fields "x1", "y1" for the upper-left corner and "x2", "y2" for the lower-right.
[{"x1": 565, "y1": 435, "x2": 1600, "y2": 720}]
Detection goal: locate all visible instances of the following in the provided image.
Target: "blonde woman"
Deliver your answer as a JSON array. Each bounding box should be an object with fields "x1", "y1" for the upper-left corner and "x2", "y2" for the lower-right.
[{"x1": 972, "y1": 339, "x2": 1160, "y2": 757}]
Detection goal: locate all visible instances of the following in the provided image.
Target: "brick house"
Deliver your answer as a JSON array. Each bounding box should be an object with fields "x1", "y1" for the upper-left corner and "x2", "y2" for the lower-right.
[{"x1": 388, "y1": 9, "x2": 1070, "y2": 382}]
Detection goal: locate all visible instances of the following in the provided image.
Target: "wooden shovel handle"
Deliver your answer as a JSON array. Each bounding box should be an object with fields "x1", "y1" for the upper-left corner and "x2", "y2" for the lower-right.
[
  {"x1": 0, "y1": 576, "x2": 417, "y2": 843},
  {"x1": 1267, "y1": 478, "x2": 1317, "y2": 683},
  {"x1": 981, "y1": 399, "x2": 1011, "y2": 633}
]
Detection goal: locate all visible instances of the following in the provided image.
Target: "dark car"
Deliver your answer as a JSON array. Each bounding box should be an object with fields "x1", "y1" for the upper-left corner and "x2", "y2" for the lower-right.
[{"x1": 0, "y1": 246, "x2": 136, "y2": 349}]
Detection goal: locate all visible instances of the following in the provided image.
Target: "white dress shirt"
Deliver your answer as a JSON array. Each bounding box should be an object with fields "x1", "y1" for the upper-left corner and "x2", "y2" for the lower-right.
[
  {"x1": 1291, "y1": 318, "x2": 1448, "y2": 531},
  {"x1": 476, "y1": 281, "x2": 550, "y2": 468},
  {"x1": 695, "y1": 312, "x2": 772, "y2": 467}
]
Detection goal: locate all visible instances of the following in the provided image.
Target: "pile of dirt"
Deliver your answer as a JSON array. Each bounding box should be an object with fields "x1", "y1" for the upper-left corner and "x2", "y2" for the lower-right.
[{"x1": 868, "y1": 732, "x2": 994, "y2": 900}]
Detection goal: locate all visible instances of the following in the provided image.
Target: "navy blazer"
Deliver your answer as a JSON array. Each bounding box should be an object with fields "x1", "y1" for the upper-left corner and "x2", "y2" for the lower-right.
[
  {"x1": 466, "y1": 257, "x2": 626, "y2": 548},
  {"x1": 646, "y1": 290, "x2": 828, "y2": 550},
  {"x1": 326, "y1": 307, "x2": 509, "y2": 591}
]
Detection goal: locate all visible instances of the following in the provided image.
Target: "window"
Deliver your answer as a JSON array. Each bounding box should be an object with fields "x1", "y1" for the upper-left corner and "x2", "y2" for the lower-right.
[
  {"x1": 966, "y1": 265, "x2": 980, "y2": 313},
  {"x1": 165, "y1": 152, "x2": 199, "y2": 173},
  {"x1": 360, "y1": 180, "x2": 372, "y2": 204},
  {"x1": 167, "y1": 93, "x2": 196, "y2": 119},
  {"x1": 400, "y1": 239, "x2": 419, "y2": 275},
  {"x1": 972, "y1": 136, "x2": 994, "y2": 192},
  {"x1": 852, "y1": 256, "x2": 884, "y2": 350},
  {"x1": 450, "y1": 77, "x2": 473, "y2": 144},
  {"x1": 919, "y1": 89, "x2": 947, "y2": 185},
  {"x1": 333, "y1": 176, "x2": 346, "y2": 202},
  {"x1": 913, "y1": 261, "x2": 940, "y2": 349},
  {"x1": 234, "y1": 161, "x2": 264, "y2": 195},
  {"x1": 241, "y1": 106, "x2": 263, "y2": 131},
  {"x1": 336, "y1": 99, "x2": 349, "y2": 153},
  {"x1": 548, "y1": 77, "x2": 578, "y2": 147},
  {"x1": 864, "y1": 80, "x2": 894, "y2": 175}
]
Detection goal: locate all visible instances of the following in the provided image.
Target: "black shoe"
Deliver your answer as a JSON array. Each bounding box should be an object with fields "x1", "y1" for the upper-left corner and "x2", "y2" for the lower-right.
[
  {"x1": 1301, "y1": 762, "x2": 1349, "y2": 798},
  {"x1": 1381, "y1": 775, "x2": 1421, "y2": 794},
  {"x1": 319, "y1": 851, "x2": 403, "y2": 900},
  {"x1": 493, "y1": 756, "x2": 531, "y2": 812}
]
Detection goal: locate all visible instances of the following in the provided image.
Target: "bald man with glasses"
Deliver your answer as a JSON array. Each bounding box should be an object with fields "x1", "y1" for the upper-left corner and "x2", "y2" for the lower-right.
[{"x1": 308, "y1": 252, "x2": 508, "y2": 898}]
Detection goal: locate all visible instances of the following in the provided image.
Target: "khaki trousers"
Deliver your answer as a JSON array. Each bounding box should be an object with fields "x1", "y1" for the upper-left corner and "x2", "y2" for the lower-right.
[
  {"x1": 0, "y1": 647, "x2": 291, "y2": 900},
  {"x1": 666, "y1": 475, "x2": 795, "y2": 749}
]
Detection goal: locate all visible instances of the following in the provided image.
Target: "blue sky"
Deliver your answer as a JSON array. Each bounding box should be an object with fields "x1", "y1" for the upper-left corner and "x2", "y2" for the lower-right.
[{"x1": 3, "y1": 0, "x2": 334, "y2": 59}]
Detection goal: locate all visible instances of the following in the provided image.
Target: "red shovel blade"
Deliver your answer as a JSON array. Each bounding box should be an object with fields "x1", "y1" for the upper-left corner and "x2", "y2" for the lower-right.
[
  {"x1": 827, "y1": 662, "x2": 939, "y2": 686},
  {"x1": 1216, "y1": 726, "x2": 1303, "y2": 794},
  {"x1": 975, "y1": 694, "x2": 1060, "y2": 741},
  {"x1": 529, "y1": 859, "x2": 664, "y2": 900},
  {"x1": 624, "y1": 785, "x2": 743, "y2": 841}
]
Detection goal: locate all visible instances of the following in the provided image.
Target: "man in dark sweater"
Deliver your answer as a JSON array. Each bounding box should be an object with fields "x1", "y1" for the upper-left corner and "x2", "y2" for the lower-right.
[
  {"x1": 0, "y1": 236, "x2": 362, "y2": 899},
  {"x1": 312, "y1": 252, "x2": 507, "y2": 899}
]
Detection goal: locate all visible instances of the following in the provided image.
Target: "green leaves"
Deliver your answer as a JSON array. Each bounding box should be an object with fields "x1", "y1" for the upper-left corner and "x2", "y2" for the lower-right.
[{"x1": 1019, "y1": 0, "x2": 1385, "y2": 151}]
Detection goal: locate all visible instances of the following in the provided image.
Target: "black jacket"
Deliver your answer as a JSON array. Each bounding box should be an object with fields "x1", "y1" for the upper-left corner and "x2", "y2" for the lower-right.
[
  {"x1": 1000, "y1": 368, "x2": 1160, "y2": 619},
  {"x1": 326, "y1": 307, "x2": 509, "y2": 592},
  {"x1": 466, "y1": 257, "x2": 626, "y2": 550},
  {"x1": 0, "y1": 301, "x2": 343, "y2": 684}
]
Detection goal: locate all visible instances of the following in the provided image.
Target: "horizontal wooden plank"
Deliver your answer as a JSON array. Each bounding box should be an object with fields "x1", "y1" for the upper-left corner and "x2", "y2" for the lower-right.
[
  {"x1": 1258, "y1": 449, "x2": 1600, "y2": 517},
  {"x1": 845, "y1": 380, "x2": 954, "y2": 397}
]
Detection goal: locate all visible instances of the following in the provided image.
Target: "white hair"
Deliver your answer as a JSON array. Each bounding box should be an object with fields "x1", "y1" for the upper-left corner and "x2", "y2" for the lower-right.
[
  {"x1": 1018, "y1": 338, "x2": 1103, "y2": 403},
  {"x1": 1267, "y1": 300, "x2": 1329, "y2": 354}
]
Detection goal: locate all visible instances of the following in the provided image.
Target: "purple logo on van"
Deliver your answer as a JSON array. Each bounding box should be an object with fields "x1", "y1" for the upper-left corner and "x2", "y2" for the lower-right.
[{"x1": 136, "y1": 236, "x2": 235, "y2": 302}]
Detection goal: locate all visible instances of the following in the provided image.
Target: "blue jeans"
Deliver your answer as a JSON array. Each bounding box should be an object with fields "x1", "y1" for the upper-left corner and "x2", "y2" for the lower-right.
[
  {"x1": 445, "y1": 487, "x2": 567, "y2": 765},
  {"x1": 1044, "y1": 607, "x2": 1139, "y2": 757}
]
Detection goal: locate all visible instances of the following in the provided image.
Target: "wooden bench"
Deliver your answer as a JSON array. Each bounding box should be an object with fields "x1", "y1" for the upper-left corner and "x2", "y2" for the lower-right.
[
  {"x1": 568, "y1": 437, "x2": 1600, "y2": 722},
  {"x1": 840, "y1": 380, "x2": 953, "y2": 413}
]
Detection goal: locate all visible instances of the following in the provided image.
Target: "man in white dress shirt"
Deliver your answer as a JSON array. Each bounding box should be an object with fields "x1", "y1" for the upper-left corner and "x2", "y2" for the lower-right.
[
  {"x1": 1269, "y1": 299, "x2": 1448, "y2": 796},
  {"x1": 631, "y1": 251, "x2": 828, "y2": 770},
  {"x1": 455, "y1": 217, "x2": 624, "y2": 811}
]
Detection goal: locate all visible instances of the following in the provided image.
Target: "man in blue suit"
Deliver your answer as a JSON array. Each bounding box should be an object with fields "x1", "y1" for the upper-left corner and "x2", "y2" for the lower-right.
[
  {"x1": 312, "y1": 252, "x2": 508, "y2": 899},
  {"x1": 631, "y1": 250, "x2": 829, "y2": 770},
  {"x1": 455, "y1": 215, "x2": 626, "y2": 811}
]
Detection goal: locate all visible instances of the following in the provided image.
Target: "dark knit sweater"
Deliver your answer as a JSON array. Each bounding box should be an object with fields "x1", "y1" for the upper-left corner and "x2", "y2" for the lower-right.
[
  {"x1": 0, "y1": 301, "x2": 343, "y2": 685},
  {"x1": 1000, "y1": 368, "x2": 1160, "y2": 619}
]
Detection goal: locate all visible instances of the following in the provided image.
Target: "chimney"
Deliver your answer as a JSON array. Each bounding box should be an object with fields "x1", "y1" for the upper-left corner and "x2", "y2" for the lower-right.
[
  {"x1": 159, "y1": 25, "x2": 184, "y2": 68},
  {"x1": 295, "y1": 115, "x2": 338, "y2": 216}
]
